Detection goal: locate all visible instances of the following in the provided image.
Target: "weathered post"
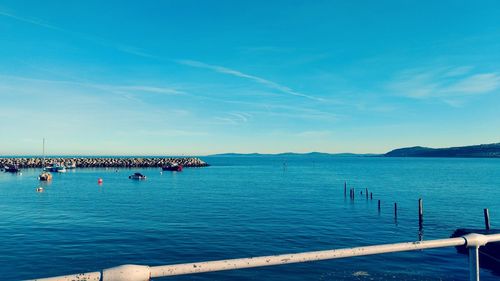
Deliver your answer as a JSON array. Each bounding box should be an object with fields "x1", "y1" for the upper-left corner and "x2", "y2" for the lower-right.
[
  {"x1": 344, "y1": 182, "x2": 346, "y2": 197},
  {"x1": 418, "y1": 198, "x2": 423, "y2": 229},
  {"x1": 365, "y1": 188, "x2": 368, "y2": 199},
  {"x1": 394, "y1": 203, "x2": 398, "y2": 217},
  {"x1": 378, "y1": 200, "x2": 381, "y2": 211},
  {"x1": 484, "y1": 208, "x2": 491, "y2": 230},
  {"x1": 370, "y1": 192, "x2": 373, "y2": 200}
]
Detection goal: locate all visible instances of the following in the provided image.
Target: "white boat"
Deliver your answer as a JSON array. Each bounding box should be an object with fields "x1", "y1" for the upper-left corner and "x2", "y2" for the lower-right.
[
  {"x1": 65, "y1": 162, "x2": 76, "y2": 169},
  {"x1": 49, "y1": 163, "x2": 66, "y2": 173}
]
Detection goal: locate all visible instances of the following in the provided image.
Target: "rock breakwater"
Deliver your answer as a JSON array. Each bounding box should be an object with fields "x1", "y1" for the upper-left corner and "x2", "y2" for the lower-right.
[{"x1": 0, "y1": 157, "x2": 209, "y2": 168}]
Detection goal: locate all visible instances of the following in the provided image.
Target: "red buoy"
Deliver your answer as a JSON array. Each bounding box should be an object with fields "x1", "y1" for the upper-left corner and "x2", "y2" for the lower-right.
[{"x1": 98, "y1": 178, "x2": 103, "y2": 184}]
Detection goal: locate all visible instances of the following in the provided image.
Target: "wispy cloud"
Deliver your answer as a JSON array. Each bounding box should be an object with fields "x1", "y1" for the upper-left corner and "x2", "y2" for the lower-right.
[
  {"x1": 444, "y1": 66, "x2": 473, "y2": 77},
  {"x1": 0, "y1": 74, "x2": 183, "y2": 96},
  {"x1": 1, "y1": 9, "x2": 325, "y2": 105},
  {"x1": 1, "y1": 8, "x2": 339, "y2": 126},
  {"x1": 0, "y1": 8, "x2": 160, "y2": 61},
  {"x1": 177, "y1": 59, "x2": 325, "y2": 102},
  {"x1": 389, "y1": 66, "x2": 500, "y2": 104},
  {"x1": 296, "y1": 130, "x2": 332, "y2": 137},
  {"x1": 444, "y1": 73, "x2": 500, "y2": 94},
  {"x1": 114, "y1": 85, "x2": 184, "y2": 95},
  {"x1": 134, "y1": 129, "x2": 207, "y2": 137},
  {"x1": 186, "y1": 92, "x2": 338, "y2": 122},
  {"x1": 113, "y1": 44, "x2": 161, "y2": 59},
  {"x1": 239, "y1": 46, "x2": 289, "y2": 53},
  {"x1": 255, "y1": 104, "x2": 338, "y2": 121},
  {"x1": 212, "y1": 118, "x2": 236, "y2": 125},
  {"x1": 442, "y1": 99, "x2": 466, "y2": 108},
  {"x1": 213, "y1": 112, "x2": 252, "y2": 125},
  {"x1": 228, "y1": 112, "x2": 251, "y2": 122},
  {"x1": 353, "y1": 102, "x2": 397, "y2": 113},
  {"x1": 0, "y1": 9, "x2": 64, "y2": 31}
]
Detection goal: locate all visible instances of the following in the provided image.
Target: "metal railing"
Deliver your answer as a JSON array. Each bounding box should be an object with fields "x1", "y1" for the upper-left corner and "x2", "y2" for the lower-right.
[{"x1": 29, "y1": 233, "x2": 500, "y2": 281}]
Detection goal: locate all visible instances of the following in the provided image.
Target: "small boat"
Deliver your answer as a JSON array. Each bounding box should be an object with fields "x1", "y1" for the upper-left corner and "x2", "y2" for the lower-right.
[
  {"x1": 4, "y1": 165, "x2": 21, "y2": 173},
  {"x1": 38, "y1": 139, "x2": 52, "y2": 181},
  {"x1": 48, "y1": 163, "x2": 66, "y2": 173},
  {"x1": 129, "y1": 172, "x2": 146, "y2": 180},
  {"x1": 65, "y1": 162, "x2": 76, "y2": 169},
  {"x1": 162, "y1": 163, "x2": 183, "y2": 172},
  {"x1": 38, "y1": 171, "x2": 53, "y2": 181}
]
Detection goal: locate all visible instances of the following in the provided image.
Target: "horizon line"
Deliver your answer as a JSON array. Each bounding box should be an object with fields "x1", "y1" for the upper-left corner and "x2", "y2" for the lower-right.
[{"x1": 0, "y1": 151, "x2": 382, "y2": 157}]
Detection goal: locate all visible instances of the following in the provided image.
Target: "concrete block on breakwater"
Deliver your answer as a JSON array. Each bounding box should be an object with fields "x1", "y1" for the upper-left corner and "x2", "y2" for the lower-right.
[{"x1": 0, "y1": 157, "x2": 209, "y2": 168}]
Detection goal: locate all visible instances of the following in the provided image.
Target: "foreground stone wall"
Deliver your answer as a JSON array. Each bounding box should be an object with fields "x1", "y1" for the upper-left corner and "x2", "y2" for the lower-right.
[{"x1": 0, "y1": 157, "x2": 209, "y2": 168}]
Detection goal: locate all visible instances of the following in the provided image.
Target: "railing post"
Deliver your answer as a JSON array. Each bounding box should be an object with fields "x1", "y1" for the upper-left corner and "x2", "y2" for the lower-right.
[
  {"x1": 463, "y1": 233, "x2": 489, "y2": 281},
  {"x1": 468, "y1": 246, "x2": 479, "y2": 281}
]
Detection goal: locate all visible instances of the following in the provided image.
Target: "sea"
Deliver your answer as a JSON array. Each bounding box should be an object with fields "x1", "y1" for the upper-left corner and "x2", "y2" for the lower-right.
[{"x1": 0, "y1": 156, "x2": 499, "y2": 280}]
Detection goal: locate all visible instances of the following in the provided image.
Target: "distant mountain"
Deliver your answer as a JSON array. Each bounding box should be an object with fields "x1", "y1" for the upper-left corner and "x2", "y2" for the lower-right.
[
  {"x1": 209, "y1": 153, "x2": 262, "y2": 157},
  {"x1": 209, "y1": 152, "x2": 378, "y2": 157},
  {"x1": 385, "y1": 143, "x2": 500, "y2": 158},
  {"x1": 209, "y1": 144, "x2": 500, "y2": 158}
]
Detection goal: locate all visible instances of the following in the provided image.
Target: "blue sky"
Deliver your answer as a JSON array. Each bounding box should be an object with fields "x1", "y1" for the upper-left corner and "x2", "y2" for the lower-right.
[{"x1": 0, "y1": 0, "x2": 499, "y2": 155}]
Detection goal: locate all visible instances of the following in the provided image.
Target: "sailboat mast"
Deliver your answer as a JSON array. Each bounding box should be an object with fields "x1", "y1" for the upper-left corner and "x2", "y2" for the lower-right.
[{"x1": 42, "y1": 138, "x2": 45, "y2": 168}]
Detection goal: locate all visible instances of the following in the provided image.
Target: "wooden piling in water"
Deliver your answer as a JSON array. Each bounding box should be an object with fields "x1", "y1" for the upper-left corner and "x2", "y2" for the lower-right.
[
  {"x1": 394, "y1": 203, "x2": 398, "y2": 217},
  {"x1": 418, "y1": 198, "x2": 423, "y2": 229},
  {"x1": 365, "y1": 188, "x2": 368, "y2": 199},
  {"x1": 352, "y1": 188, "x2": 355, "y2": 199},
  {"x1": 370, "y1": 192, "x2": 373, "y2": 200},
  {"x1": 344, "y1": 182, "x2": 346, "y2": 197},
  {"x1": 484, "y1": 208, "x2": 491, "y2": 230},
  {"x1": 378, "y1": 200, "x2": 381, "y2": 211}
]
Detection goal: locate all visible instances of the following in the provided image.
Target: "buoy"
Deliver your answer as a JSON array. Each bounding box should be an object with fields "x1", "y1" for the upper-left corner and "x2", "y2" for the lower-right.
[
  {"x1": 98, "y1": 178, "x2": 103, "y2": 184},
  {"x1": 36, "y1": 187, "x2": 44, "y2": 192}
]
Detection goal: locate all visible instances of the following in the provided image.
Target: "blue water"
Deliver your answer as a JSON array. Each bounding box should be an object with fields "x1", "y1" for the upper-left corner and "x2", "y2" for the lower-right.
[{"x1": 0, "y1": 156, "x2": 499, "y2": 280}]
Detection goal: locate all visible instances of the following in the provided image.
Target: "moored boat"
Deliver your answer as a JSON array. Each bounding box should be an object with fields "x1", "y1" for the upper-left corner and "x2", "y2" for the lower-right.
[
  {"x1": 38, "y1": 138, "x2": 53, "y2": 181},
  {"x1": 129, "y1": 172, "x2": 146, "y2": 180},
  {"x1": 4, "y1": 165, "x2": 21, "y2": 173},
  {"x1": 162, "y1": 163, "x2": 183, "y2": 172},
  {"x1": 65, "y1": 162, "x2": 76, "y2": 169},
  {"x1": 48, "y1": 163, "x2": 66, "y2": 173}
]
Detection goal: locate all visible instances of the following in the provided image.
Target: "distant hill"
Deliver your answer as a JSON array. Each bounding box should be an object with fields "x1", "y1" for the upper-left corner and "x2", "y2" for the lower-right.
[
  {"x1": 385, "y1": 143, "x2": 500, "y2": 158},
  {"x1": 209, "y1": 152, "x2": 377, "y2": 157}
]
